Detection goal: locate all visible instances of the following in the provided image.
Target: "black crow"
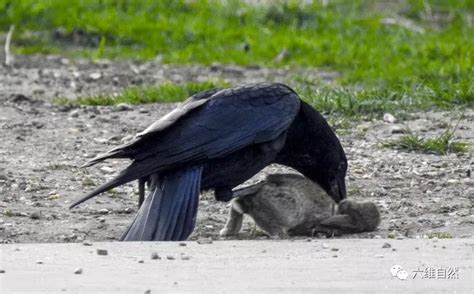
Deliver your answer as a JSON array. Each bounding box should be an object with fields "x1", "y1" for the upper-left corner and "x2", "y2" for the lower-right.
[{"x1": 69, "y1": 83, "x2": 347, "y2": 241}]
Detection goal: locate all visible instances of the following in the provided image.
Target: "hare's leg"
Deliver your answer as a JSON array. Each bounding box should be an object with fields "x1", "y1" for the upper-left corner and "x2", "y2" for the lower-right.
[
  {"x1": 320, "y1": 215, "x2": 359, "y2": 232},
  {"x1": 220, "y1": 202, "x2": 244, "y2": 236},
  {"x1": 262, "y1": 225, "x2": 288, "y2": 239}
]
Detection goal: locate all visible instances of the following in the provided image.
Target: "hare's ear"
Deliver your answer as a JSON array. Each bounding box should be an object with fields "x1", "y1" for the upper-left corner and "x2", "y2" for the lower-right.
[
  {"x1": 232, "y1": 181, "x2": 265, "y2": 198},
  {"x1": 320, "y1": 215, "x2": 359, "y2": 232}
]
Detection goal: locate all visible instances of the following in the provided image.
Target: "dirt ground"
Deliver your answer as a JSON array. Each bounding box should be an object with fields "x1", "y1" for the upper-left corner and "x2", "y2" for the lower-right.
[
  {"x1": 2, "y1": 240, "x2": 472, "y2": 293},
  {"x1": 0, "y1": 55, "x2": 472, "y2": 243}
]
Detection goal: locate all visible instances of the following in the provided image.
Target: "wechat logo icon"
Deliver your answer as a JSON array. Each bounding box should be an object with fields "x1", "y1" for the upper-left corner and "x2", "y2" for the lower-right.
[{"x1": 390, "y1": 265, "x2": 408, "y2": 280}]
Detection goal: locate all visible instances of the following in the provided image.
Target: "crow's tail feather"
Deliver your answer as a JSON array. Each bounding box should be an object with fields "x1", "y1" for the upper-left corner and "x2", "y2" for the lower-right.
[
  {"x1": 69, "y1": 169, "x2": 139, "y2": 209},
  {"x1": 70, "y1": 159, "x2": 161, "y2": 209},
  {"x1": 120, "y1": 166, "x2": 203, "y2": 241}
]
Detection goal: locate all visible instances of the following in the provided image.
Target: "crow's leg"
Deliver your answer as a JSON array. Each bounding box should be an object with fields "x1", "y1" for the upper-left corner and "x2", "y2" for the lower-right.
[{"x1": 138, "y1": 178, "x2": 146, "y2": 209}]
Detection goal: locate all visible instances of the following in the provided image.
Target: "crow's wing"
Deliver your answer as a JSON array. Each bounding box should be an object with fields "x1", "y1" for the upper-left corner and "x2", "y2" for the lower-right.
[
  {"x1": 82, "y1": 88, "x2": 223, "y2": 166},
  {"x1": 70, "y1": 83, "x2": 300, "y2": 208}
]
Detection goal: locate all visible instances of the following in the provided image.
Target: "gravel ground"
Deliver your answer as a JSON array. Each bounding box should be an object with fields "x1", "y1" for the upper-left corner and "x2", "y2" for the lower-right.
[
  {"x1": 0, "y1": 55, "x2": 472, "y2": 243},
  {"x1": 2, "y1": 240, "x2": 472, "y2": 293}
]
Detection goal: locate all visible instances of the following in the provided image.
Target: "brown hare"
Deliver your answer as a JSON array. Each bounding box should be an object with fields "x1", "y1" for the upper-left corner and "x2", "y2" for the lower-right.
[{"x1": 220, "y1": 174, "x2": 379, "y2": 238}]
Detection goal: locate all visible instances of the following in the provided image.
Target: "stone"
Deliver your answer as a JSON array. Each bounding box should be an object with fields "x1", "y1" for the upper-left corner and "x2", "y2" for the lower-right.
[
  {"x1": 88, "y1": 72, "x2": 102, "y2": 80},
  {"x1": 151, "y1": 252, "x2": 160, "y2": 260},
  {"x1": 97, "y1": 209, "x2": 109, "y2": 215},
  {"x1": 390, "y1": 126, "x2": 405, "y2": 134},
  {"x1": 97, "y1": 249, "x2": 108, "y2": 256},
  {"x1": 115, "y1": 103, "x2": 132, "y2": 111},
  {"x1": 383, "y1": 113, "x2": 397, "y2": 123},
  {"x1": 100, "y1": 166, "x2": 115, "y2": 174},
  {"x1": 29, "y1": 212, "x2": 41, "y2": 220},
  {"x1": 197, "y1": 238, "x2": 213, "y2": 245}
]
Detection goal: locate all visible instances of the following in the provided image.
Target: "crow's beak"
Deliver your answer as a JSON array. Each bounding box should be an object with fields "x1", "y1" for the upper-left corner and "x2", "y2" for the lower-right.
[{"x1": 330, "y1": 176, "x2": 346, "y2": 203}]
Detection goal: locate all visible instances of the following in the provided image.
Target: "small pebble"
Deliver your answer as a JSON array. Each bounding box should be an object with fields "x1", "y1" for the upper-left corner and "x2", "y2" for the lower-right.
[
  {"x1": 36, "y1": 260, "x2": 44, "y2": 264},
  {"x1": 89, "y1": 72, "x2": 102, "y2": 80},
  {"x1": 375, "y1": 254, "x2": 384, "y2": 258},
  {"x1": 382, "y1": 242, "x2": 391, "y2": 248},
  {"x1": 151, "y1": 252, "x2": 161, "y2": 260},
  {"x1": 180, "y1": 254, "x2": 190, "y2": 261},
  {"x1": 390, "y1": 126, "x2": 405, "y2": 134},
  {"x1": 179, "y1": 242, "x2": 187, "y2": 247},
  {"x1": 97, "y1": 208, "x2": 109, "y2": 215},
  {"x1": 99, "y1": 167, "x2": 114, "y2": 175},
  {"x1": 383, "y1": 113, "x2": 397, "y2": 123},
  {"x1": 74, "y1": 268, "x2": 83, "y2": 274},
  {"x1": 322, "y1": 243, "x2": 329, "y2": 249},
  {"x1": 330, "y1": 248, "x2": 339, "y2": 252},
  {"x1": 197, "y1": 238, "x2": 213, "y2": 245},
  {"x1": 93, "y1": 138, "x2": 108, "y2": 144},
  {"x1": 332, "y1": 255, "x2": 338, "y2": 258},
  {"x1": 70, "y1": 110, "x2": 80, "y2": 118},
  {"x1": 83, "y1": 241, "x2": 92, "y2": 246},
  {"x1": 166, "y1": 255, "x2": 175, "y2": 260},
  {"x1": 97, "y1": 249, "x2": 108, "y2": 256},
  {"x1": 30, "y1": 212, "x2": 41, "y2": 220},
  {"x1": 138, "y1": 260, "x2": 144, "y2": 264},
  {"x1": 144, "y1": 290, "x2": 151, "y2": 294},
  {"x1": 116, "y1": 103, "x2": 132, "y2": 111},
  {"x1": 0, "y1": 269, "x2": 5, "y2": 273},
  {"x1": 123, "y1": 207, "x2": 133, "y2": 214}
]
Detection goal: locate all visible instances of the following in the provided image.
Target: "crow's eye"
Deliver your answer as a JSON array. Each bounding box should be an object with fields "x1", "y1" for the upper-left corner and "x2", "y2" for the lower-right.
[{"x1": 338, "y1": 161, "x2": 347, "y2": 173}]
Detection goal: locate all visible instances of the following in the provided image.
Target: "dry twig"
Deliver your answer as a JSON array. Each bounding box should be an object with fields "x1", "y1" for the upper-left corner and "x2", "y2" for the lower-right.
[{"x1": 4, "y1": 25, "x2": 15, "y2": 66}]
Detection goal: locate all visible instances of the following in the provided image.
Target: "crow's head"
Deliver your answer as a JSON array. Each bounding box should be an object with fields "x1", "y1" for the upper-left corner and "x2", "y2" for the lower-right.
[{"x1": 276, "y1": 100, "x2": 347, "y2": 203}]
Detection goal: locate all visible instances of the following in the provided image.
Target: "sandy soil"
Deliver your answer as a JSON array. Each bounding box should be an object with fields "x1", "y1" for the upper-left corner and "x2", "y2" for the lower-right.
[
  {"x1": 0, "y1": 55, "x2": 472, "y2": 243},
  {"x1": 1, "y1": 240, "x2": 472, "y2": 293}
]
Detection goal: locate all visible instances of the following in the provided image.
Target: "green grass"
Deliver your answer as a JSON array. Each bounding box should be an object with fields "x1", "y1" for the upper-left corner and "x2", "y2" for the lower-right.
[
  {"x1": 59, "y1": 81, "x2": 229, "y2": 106},
  {"x1": 1, "y1": 0, "x2": 473, "y2": 112},
  {"x1": 427, "y1": 232, "x2": 453, "y2": 239},
  {"x1": 382, "y1": 127, "x2": 468, "y2": 155},
  {"x1": 61, "y1": 77, "x2": 466, "y2": 118},
  {"x1": 293, "y1": 78, "x2": 426, "y2": 117}
]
